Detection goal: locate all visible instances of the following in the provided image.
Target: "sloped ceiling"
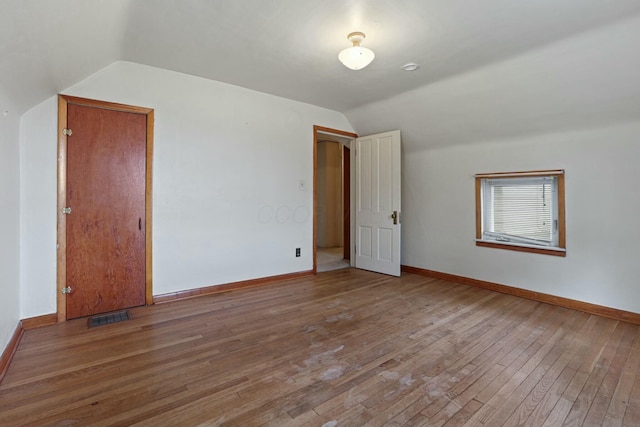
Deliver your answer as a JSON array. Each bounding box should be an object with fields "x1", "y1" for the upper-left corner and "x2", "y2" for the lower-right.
[
  {"x1": 2, "y1": 0, "x2": 640, "y2": 145},
  {"x1": 0, "y1": 0, "x2": 129, "y2": 116},
  {"x1": 346, "y1": 12, "x2": 640, "y2": 149}
]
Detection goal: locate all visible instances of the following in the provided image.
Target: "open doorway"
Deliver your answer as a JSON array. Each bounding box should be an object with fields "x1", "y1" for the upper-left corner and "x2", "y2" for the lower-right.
[{"x1": 313, "y1": 126, "x2": 357, "y2": 273}]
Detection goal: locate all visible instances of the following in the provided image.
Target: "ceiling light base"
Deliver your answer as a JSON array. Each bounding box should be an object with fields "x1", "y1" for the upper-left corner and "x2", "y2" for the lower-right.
[{"x1": 346, "y1": 32, "x2": 366, "y2": 46}]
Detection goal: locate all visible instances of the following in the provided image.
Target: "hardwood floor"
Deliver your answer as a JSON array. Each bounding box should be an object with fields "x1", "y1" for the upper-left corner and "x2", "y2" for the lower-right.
[{"x1": 1, "y1": 269, "x2": 639, "y2": 426}]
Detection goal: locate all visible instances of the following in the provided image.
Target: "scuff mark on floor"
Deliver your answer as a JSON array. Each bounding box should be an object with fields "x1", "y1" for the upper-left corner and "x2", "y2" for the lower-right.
[
  {"x1": 325, "y1": 313, "x2": 354, "y2": 323},
  {"x1": 303, "y1": 345, "x2": 345, "y2": 368},
  {"x1": 399, "y1": 374, "x2": 416, "y2": 387},
  {"x1": 326, "y1": 299, "x2": 344, "y2": 309},
  {"x1": 321, "y1": 365, "x2": 345, "y2": 381},
  {"x1": 380, "y1": 371, "x2": 400, "y2": 381}
]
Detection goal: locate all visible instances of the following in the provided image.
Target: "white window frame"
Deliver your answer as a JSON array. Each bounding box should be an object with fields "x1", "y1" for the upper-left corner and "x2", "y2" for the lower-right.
[{"x1": 475, "y1": 170, "x2": 566, "y2": 257}]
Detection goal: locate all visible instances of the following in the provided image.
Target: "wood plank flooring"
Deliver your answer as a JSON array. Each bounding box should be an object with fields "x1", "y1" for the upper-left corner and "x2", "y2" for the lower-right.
[{"x1": 1, "y1": 269, "x2": 639, "y2": 426}]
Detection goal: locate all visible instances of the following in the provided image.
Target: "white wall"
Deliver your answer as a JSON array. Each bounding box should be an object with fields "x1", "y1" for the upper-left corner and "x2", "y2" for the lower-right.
[
  {"x1": 400, "y1": 122, "x2": 640, "y2": 313},
  {"x1": 19, "y1": 61, "x2": 353, "y2": 318},
  {"x1": 19, "y1": 101, "x2": 58, "y2": 319},
  {"x1": 0, "y1": 110, "x2": 21, "y2": 353}
]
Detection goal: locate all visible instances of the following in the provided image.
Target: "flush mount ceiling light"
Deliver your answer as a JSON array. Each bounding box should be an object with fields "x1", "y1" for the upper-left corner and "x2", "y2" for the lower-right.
[{"x1": 338, "y1": 32, "x2": 375, "y2": 70}]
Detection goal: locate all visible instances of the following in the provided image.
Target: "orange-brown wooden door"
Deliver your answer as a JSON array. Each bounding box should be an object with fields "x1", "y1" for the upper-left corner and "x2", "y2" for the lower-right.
[{"x1": 66, "y1": 104, "x2": 147, "y2": 319}]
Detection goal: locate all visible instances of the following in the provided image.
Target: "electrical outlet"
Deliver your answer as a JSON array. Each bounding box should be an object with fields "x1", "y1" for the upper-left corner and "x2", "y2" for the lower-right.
[{"x1": 295, "y1": 248, "x2": 301, "y2": 257}]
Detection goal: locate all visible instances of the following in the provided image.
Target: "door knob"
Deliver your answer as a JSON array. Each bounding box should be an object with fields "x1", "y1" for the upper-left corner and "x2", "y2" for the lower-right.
[{"x1": 391, "y1": 210, "x2": 399, "y2": 225}]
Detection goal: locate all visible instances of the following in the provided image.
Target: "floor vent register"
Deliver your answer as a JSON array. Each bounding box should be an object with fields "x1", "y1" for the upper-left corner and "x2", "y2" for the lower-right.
[{"x1": 88, "y1": 310, "x2": 132, "y2": 328}]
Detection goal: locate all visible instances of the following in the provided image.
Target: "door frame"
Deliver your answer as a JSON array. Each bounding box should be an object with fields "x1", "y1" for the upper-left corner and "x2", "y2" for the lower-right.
[
  {"x1": 57, "y1": 95, "x2": 154, "y2": 321},
  {"x1": 343, "y1": 144, "x2": 351, "y2": 261},
  {"x1": 312, "y1": 125, "x2": 357, "y2": 273}
]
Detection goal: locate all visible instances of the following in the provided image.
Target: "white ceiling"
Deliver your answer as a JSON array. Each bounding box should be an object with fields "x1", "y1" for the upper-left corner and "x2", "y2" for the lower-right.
[{"x1": 2, "y1": 0, "x2": 640, "y2": 141}]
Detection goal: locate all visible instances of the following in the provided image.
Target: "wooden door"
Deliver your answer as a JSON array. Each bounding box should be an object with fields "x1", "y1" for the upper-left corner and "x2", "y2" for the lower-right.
[
  {"x1": 354, "y1": 130, "x2": 401, "y2": 276},
  {"x1": 65, "y1": 104, "x2": 147, "y2": 318}
]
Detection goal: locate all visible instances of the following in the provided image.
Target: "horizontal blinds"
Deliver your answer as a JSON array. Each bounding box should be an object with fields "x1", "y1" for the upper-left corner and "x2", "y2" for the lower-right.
[{"x1": 485, "y1": 176, "x2": 555, "y2": 243}]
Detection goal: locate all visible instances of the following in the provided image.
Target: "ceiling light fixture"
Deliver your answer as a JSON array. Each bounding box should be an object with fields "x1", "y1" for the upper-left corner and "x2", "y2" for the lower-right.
[{"x1": 338, "y1": 32, "x2": 375, "y2": 70}]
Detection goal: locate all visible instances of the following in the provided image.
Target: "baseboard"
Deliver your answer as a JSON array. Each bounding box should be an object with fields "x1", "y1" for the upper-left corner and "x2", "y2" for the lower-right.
[
  {"x1": 402, "y1": 265, "x2": 640, "y2": 325},
  {"x1": 0, "y1": 322, "x2": 24, "y2": 385},
  {"x1": 21, "y1": 313, "x2": 58, "y2": 330},
  {"x1": 153, "y1": 270, "x2": 315, "y2": 304}
]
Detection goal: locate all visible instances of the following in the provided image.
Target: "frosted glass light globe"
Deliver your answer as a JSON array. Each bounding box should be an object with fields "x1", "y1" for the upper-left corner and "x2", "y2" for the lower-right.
[
  {"x1": 338, "y1": 46, "x2": 375, "y2": 70},
  {"x1": 338, "y1": 32, "x2": 375, "y2": 70}
]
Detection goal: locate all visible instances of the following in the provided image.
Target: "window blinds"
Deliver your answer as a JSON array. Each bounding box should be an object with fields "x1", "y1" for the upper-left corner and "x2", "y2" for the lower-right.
[{"x1": 486, "y1": 177, "x2": 554, "y2": 243}]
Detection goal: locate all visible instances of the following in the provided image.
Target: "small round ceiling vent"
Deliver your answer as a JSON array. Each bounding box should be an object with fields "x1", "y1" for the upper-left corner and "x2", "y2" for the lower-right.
[{"x1": 401, "y1": 63, "x2": 420, "y2": 71}]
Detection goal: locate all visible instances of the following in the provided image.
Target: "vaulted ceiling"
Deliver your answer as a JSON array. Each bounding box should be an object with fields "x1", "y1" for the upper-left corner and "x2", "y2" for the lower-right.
[{"x1": 2, "y1": 0, "x2": 640, "y2": 146}]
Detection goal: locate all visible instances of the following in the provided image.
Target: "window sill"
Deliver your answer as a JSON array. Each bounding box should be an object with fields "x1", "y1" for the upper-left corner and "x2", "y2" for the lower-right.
[{"x1": 475, "y1": 240, "x2": 566, "y2": 257}]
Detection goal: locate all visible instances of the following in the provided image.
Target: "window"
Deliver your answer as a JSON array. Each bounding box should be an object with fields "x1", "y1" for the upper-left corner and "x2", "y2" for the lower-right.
[{"x1": 475, "y1": 170, "x2": 566, "y2": 256}]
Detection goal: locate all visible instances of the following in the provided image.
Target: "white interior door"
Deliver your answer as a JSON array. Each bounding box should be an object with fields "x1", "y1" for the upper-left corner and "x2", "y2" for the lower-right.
[{"x1": 355, "y1": 130, "x2": 401, "y2": 276}]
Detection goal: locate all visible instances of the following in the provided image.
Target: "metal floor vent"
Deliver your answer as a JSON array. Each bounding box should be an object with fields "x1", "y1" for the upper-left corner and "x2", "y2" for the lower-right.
[{"x1": 88, "y1": 310, "x2": 131, "y2": 328}]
